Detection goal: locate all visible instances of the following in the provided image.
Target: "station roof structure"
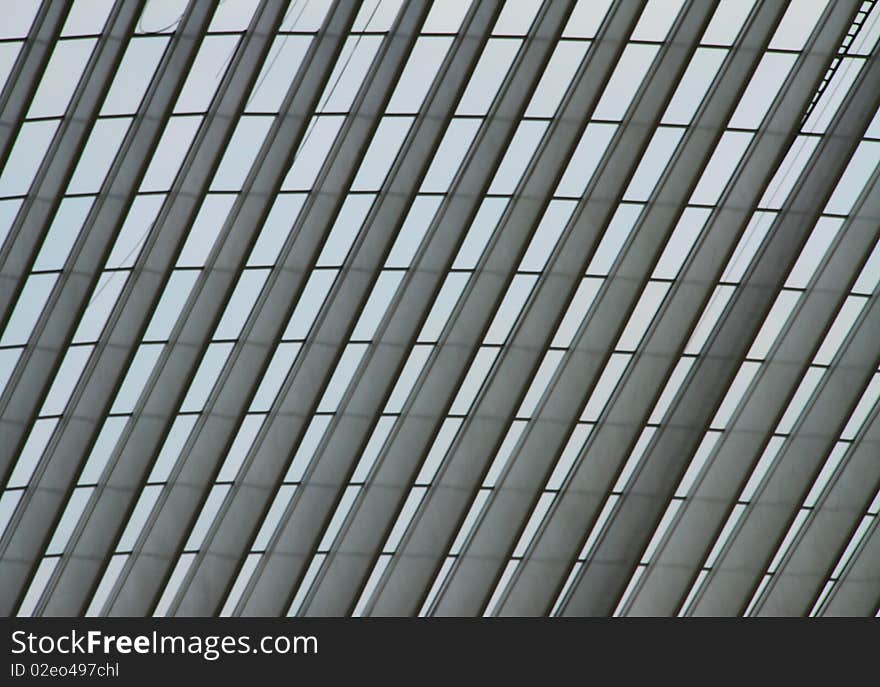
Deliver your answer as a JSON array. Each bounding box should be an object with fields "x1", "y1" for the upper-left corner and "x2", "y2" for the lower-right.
[{"x1": 0, "y1": 0, "x2": 879, "y2": 617}]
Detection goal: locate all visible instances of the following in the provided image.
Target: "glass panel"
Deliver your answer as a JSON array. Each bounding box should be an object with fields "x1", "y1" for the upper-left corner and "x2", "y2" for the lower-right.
[
  {"x1": 143, "y1": 270, "x2": 199, "y2": 340},
  {"x1": 317, "y1": 36, "x2": 383, "y2": 112},
  {"x1": 110, "y1": 344, "x2": 163, "y2": 414},
  {"x1": 351, "y1": 271, "x2": 405, "y2": 339},
  {"x1": 563, "y1": 0, "x2": 613, "y2": 38},
  {"x1": 350, "y1": 116, "x2": 414, "y2": 191},
  {"x1": 452, "y1": 198, "x2": 508, "y2": 269},
  {"x1": 586, "y1": 203, "x2": 643, "y2": 275},
  {"x1": 101, "y1": 37, "x2": 170, "y2": 115},
  {"x1": 249, "y1": 343, "x2": 301, "y2": 412},
  {"x1": 316, "y1": 194, "x2": 375, "y2": 266},
  {"x1": 524, "y1": 40, "x2": 590, "y2": 118},
  {"x1": 7, "y1": 418, "x2": 59, "y2": 489},
  {"x1": 616, "y1": 281, "x2": 670, "y2": 351},
  {"x1": 4, "y1": 0, "x2": 40, "y2": 39},
  {"x1": 580, "y1": 353, "x2": 631, "y2": 421},
  {"x1": 768, "y1": 0, "x2": 831, "y2": 51},
  {"x1": 177, "y1": 194, "x2": 237, "y2": 266},
  {"x1": 651, "y1": 207, "x2": 712, "y2": 279},
  {"x1": 174, "y1": 35, "x2": 240, "y2": 112},
  {"x1": 555, "y1": 122, "x2": 616, "y2": 197},
  {"x1": 45, "y1": 486, "x2": 93, "y2": 554},
  {"x1": 649, "y1": 358, "x2": 695, "y2": 424},
  {"x1": 26, "y1": 38, "x2": 97, "y2": 118},
  {"x1": 217, "y1": 414, "x2": 266, "y2": 481},
  {"x1": 282, "y1": 0, "x2": 332, "y2": 31},
  {"x1": 210, "y1": 115, "x2": 273, "y2": 190},
  {"x1": 0, "y1": 120, "x2": 59, "y2": 198},
  {"x1": 631, "y1": 0, "x2": 686, "y2": 42},
  {"x1": 551, "y1": 277, "x2": 602, "y2": 348},
  {"x1": 517, "y1": 350, "x2": 564, "y2": 417},
  {"x1": 105, "y1": 195, "x2": 165, "y2": 269},
  {"x1": 701, "y1": 0, "x2": 757, "y2": 46},
  {"x1": 449, "y1": 346, "x2": 499, "y2": 414},
  {"x1": 283, "y1": 269, "x2": 338, "y2": 339},
  {"x1": 483, "y1": 274, "x2": 538, "y2": 344},
  {"x1": 148, "y1": 415, "x2": 199, "y2": 482},
  {"x1": 519, "y1": 200, "x2": 577, "y2": 271},
  {"x1": 281, "y1": 116, "x2": 344, "y2": 190},
  {"x1": 62, "y1": 0, "x2": 114, "y2": 35},
  {"x1": 316, "y1": 343, "x2": 368, "y2": 412},
  {"x1": 545, "y1": 423, "x2": 593, "y2": 489},
  {"x1": 184, "y1": 484, "x2": 230, "y2": 550},
  {"x1": 153, "y1": 553, "x2": 195, "y2": 617},
  {"x1": 386, "y1": 37, "x2": 453, "y2": 113},
  {"x1": 592, "y1": 44, "x2": 658, "y2": 121},
  {"x1": 487, "y1": 120, "x2": 548, "y2": 194},
  {"x1": 179, "y1": 342, "x2": 234, "y2": 412},
  {"x1": 710, "y1": 361, "x2": 761, "y2": 429},
  {"x1": 492, "y1": 0, "x2": 541, "y2": 35},
  {"x1": 482, "y1": 420, "x2": 527, "y2": 487},
  {"x1": 675, "y1": 430, "x2": 722, "y2": 497},
  {"x1": 423, "y1": 0, "x2": 472, "y2": 33},
  {"x1": 1, "y1": 273, "x2": 58, "y2": 347},
  {"x1": 623, "y1": 127, "x2": 684, "y2": 201},
  {"x1": 66, "y1": 117, "x2": 131, "y2": 194},
  {"x1": 419, "y1": 118, "x2": 481, "y2": 193},
  {"x1": 40, "y1": 344, "x2": 93, "y2": 416},
  {"x1": 353, "y1": 0, "x2": 404, "y2": 32},
  {"x1": 785, "y1": 217, "x2": 844, "y2": 289},
  {"x1": 245, "y1": 36, "x2": 312, "y2": 113},
  {"x1": 213, "y1": 268, "x2": 271, "y2": 340},
  {"x1": 684, "y1": 284, "x2": 735, "y2": 354},
  {"x1": 139, "y1": 115, "x2": 203, "y2": 192},
  {"x1": 824, "y1": 141, "x2": 880, "y2": 216},
  {"x1": 455, "y1": 38, "x2": 522, "y2": 115},
  {"x1": 414, "y1": 417, "x2": 462, "y2": 484},
  {"x1": 384, "y1": 486, "x2": 427, "y2": 551},
  {"x1": 33, "y1": 197, "x2": 94, "y2": 271},
  {"x1": 688, "y1": 131, "x2": 752, "y2": 205},
  {"x1": 79, "y1": 416, "x2": 127, "y2": 484},
  {"x1": 17, "y1": 557, "x2": 58, "y2": 617},
  {"x1": 247, "y1": 193, "x2": 306, "y2": 266},
  {"x1": 252, "y1": 486, "x2": 296, "y2": 550},
  {"x1": 137, "y1": 0, "x2": 188, "y2": 34},
  {"x1": 351, "y1": 415, "x2": 398, "y2": 482},
  {"x1": 384, "y1": 195, "x2": 443, "y2": 267},
  {"x1": 759, "y1": 136, "x2": 821, "y2": 210},
  {"x1": 728, "y1": 53, "x2": 797, "y2": 130},
  {"x1": 208, "y1": 0, "x2": 260, "y2": 31},
  {"x1": 662, "y1": 48, "x2": 727, "y2": 126}
]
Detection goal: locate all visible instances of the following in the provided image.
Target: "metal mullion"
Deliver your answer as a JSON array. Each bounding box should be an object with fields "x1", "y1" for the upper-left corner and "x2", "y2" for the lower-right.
[
  {"x1": 0, "y1": 0, "x2": 147, "y2": 481},
  {"x1": 38, "y1": 0, "x2": 358, "y2": 619},
  {"x1": 628, "y1": 164, "x2": 880, "y2": 616},
  {"x1": 356, "y1": 0, "x2": 677, "y2": 618},
  {"x1": 0, "y1": 0, "x2": 141, "y2": 327},
  {"x1": 0, "y1": 0, "x2": 70, "y2": 193},
  {"x1": 500, "y1": 0, "x2": 864, "y2": 617},
  {"x1": 106, "y1": 0, "x2": 427, "y2": 617},
  {"x1": 820, "y1": 486, "x2": 880, "y2": 616},
  {"x1": 0, "y1": 0, "x2": 281, "y2": 616},
  {"x1": 0, "y1": 0, "x2": 219, "y2": 619},
  {"x1": 687, "y1": 293, "x2": 880, "y2": 615},
  {"x1": 397, "y1": 0, "x2": 721, "y2": 618},
  {"x1": 173, "y1": 1, "x2": 498, "y2": 617},
  {"x1": 238, "y1": 0, "x2": 574, "y2": 618},
  {"x1": 755, "y1": 401, "x2": 880, "y2": 615},
  {"x1": 302, "y1": 0, "x2": 648, "y2": 619},
  {"x1": 563, "y1": 46, "x2": 880, "y2": 619}
]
